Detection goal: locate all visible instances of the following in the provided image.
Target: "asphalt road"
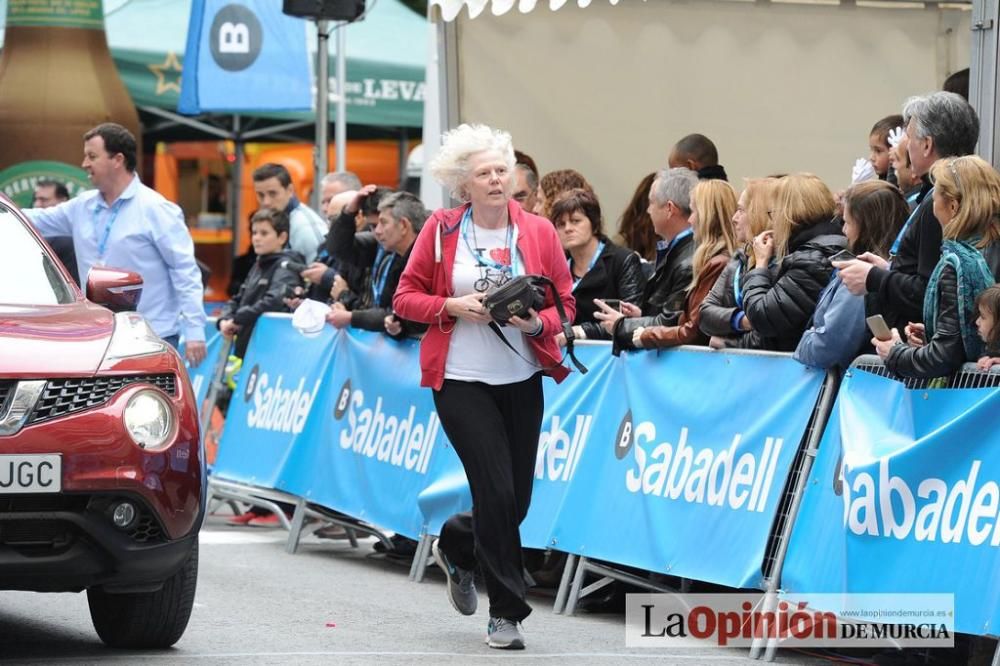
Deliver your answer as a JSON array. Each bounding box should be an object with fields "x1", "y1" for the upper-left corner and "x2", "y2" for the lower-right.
[{"x1": 0, "y1": 516, "x2": 824, "y2": 665}]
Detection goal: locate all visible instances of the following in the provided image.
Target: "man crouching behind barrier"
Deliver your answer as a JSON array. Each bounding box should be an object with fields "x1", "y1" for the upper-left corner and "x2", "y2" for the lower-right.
[{"x1": 393, "y1": 124, "x2": 576, "y2": 650}]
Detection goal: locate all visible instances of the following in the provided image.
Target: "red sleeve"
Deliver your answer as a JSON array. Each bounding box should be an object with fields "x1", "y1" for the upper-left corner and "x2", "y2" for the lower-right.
[
  {"x1": 536, "y1": 218, "x2": 575, "y2": 338},
  {"x1": 393, "y1": 213, "x2": 453, "y2": 326}
]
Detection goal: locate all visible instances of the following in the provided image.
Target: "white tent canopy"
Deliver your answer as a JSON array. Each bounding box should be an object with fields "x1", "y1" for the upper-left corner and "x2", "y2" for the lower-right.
[{"x1": 423, "y1": 0, "x2": 991, "y2": 220}]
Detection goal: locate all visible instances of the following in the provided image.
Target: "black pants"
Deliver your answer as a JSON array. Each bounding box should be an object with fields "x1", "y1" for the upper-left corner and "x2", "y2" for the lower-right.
[{"x1": 433, "y1": 373, "x2": 543, "y2": 622}]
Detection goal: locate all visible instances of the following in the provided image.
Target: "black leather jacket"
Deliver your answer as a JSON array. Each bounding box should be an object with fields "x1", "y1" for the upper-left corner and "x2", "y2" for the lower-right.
[
  {"x1": 886, "y1": 243, "x2": 1000, "y2": 378},
  {"x1": 219, "y1": 249, "x2": 304, "y2": 357},
  {"x1": 739, "y1": 218, "x2": 846, "y2": 352},
  {"x1": 571, "y1": 239, "x2": 646, "y2": 340}
]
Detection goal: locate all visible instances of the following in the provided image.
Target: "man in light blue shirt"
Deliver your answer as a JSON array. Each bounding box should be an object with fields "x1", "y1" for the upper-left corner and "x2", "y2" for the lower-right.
[{"x1": 24, "y1": 123, "x2": 207, "y2": 366}]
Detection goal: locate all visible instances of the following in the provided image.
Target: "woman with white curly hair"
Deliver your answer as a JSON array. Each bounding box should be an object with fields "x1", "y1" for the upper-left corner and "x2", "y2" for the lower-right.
[{"x1": 394, "y1": 124, "x2": 575, "y2": 650}]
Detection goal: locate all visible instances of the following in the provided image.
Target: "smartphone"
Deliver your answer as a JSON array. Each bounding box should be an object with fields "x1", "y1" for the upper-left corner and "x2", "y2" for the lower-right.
[
  {"x1": 830, "y1": 249, "x2": 856, "y2": 263},
  {"x1": 601, "y1": 299, "x2": 622, "y2": 312},
  {"x1": 866, "y1": 314, "x2": 892, "y2": 341}
]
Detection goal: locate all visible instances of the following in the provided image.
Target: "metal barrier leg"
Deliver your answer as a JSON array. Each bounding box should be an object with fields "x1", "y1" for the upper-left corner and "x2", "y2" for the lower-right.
[
  {"x1": 749, "y1": 589, "x2": 779, "y2": 659},
  {"x1": 346, "y1": 527, "x2": 359, "y2": 548},
  {"x1": 409, "y1": 533, "x2": 430, "y2": 581},
  {"x1": 564, "y1": 556, "x2": 589, "y2": 617},
  {"x1": 552, "y1": 553, "x2": 577, "y2": 615},
  {"x1": 411, "y1": 535, "x2": 432, "y2": 582},
  {"x1": 991, "y1": 640, "x2": 1000, "y2": 666},
  {"x1": 198, "y1": 337, "x2": 232, "y2": 442},
  {"x1": 285, "y1": 499, "x2": 308, "y2": 555}
]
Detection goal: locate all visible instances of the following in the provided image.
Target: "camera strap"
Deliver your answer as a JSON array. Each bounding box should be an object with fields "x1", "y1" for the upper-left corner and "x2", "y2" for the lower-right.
[{"x1": 487, "y1": 276, "x2": 588, "y2": 375}]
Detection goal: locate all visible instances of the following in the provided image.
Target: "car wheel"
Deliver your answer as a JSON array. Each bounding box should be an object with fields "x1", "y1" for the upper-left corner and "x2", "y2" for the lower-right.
[{"x1": 87, "y1": 540, "x2": 199, "y2": 648}]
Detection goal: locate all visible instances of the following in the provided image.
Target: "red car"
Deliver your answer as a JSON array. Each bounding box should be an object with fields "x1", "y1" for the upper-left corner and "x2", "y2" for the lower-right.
[{"x1": 0, "y1": 195, "x2": 204, "y2": 648}]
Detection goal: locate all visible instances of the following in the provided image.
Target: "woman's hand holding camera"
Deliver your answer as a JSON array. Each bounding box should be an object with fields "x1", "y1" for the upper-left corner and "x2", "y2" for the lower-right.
[
  {"x1": 446, "y1": 293, "x2": 492, "y2": 324},
  {"x1": 509, "y1": 309, "x2": 543, "y2": 336}
]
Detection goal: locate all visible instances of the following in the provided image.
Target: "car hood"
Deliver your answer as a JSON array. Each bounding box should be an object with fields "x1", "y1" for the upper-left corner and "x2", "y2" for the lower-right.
[{"x1": 0, "y1": 301, "x2": 114, "y2": 377}]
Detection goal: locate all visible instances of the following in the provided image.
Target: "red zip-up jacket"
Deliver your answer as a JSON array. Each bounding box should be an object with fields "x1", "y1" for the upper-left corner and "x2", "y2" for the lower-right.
[{"x1": 393, "y1": 200, "x2": 576, "y2": 389}]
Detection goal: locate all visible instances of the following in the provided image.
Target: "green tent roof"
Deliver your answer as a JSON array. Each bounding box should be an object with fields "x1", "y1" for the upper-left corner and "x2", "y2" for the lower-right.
[{"x1": 0, "y1": 0, "x2": 427, "y2": 128}]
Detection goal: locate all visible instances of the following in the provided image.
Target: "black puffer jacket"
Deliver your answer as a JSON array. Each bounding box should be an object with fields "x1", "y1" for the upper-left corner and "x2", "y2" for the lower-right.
[
  {"x1": 572, "y1": 239, "x2": 646, "y2": 340},
  {"x1": 738, "y1": 218, "x2": 846, "y2": 352},
  {"x1": 886, "y1": 243, "x2": 1000, "y2": 378},
  {"x1": 219, "y1": 249, "x2": 304, "y2": 358}
]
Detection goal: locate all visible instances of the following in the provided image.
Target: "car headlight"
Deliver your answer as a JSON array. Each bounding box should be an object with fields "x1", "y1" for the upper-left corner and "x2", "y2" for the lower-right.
[
  {"x1": 124, "y1": 390, "x2": 175, "y2": 450},
  {"x1": 101, "y1": 312, "x2": 167, "y2": 368}
]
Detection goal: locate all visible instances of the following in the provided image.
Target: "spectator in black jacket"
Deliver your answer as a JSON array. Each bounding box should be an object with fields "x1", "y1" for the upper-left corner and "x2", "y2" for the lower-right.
[
  {"x1": 738, "y1": 174, "x2": 846, "y2": 351},
  {"x1": 875, "y1": 156, "x2": 1000, "y2": 378},
  {"x1": 325, "y1": 189, "x2": 428, "y2": 339},
  {"x1": 836, "y1": 92, "x2": 979, "y2": 335},
  {"x1": 548, "y1": 188, "x2": 645, "y2": 343},
  {"x1": 218, "y1": 208, "x2": 303, "y2": 358},
  {"x1": 589, "y1": 168, "x2": 698, "y2": 345}
]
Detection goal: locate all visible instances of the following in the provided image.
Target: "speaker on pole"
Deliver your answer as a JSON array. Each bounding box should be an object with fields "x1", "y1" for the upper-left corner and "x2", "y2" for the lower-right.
[{"x1": 282, "y1": 0, "x2": 365, "y2": 22}]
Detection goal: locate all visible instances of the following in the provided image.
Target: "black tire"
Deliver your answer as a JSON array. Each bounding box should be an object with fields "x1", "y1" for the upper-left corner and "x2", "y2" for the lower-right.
[{"x1": 87, "y1": 540, "x2": 199, "y2": 649}]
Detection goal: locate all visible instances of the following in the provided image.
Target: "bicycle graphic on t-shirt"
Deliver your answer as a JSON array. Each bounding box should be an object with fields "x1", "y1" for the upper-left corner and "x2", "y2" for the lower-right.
[{"x1": 473, "y1": 267, "x2": 511, "y2": 293}]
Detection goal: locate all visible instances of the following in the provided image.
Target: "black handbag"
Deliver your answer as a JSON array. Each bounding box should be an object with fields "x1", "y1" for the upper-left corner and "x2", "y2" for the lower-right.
[{"x1": 482, "y1": 275, "x2": 588, "y2": 374}]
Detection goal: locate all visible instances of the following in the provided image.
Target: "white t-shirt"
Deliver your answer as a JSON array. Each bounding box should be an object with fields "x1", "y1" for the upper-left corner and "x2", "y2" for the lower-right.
[{"x1": 444, "y1": 224, "x2": 538, "y2": 384}]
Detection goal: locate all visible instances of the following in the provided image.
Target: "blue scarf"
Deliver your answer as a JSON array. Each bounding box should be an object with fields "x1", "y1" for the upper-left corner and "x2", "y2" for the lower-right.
[{"x1": 923, "y1": 239, "x2": 995, "y2": 361}]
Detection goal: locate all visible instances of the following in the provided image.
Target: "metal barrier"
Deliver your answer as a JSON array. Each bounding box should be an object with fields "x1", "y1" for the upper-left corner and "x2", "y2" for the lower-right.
[{"x1": 750, "y1": 354, "x2": 1000, "y2": 662}]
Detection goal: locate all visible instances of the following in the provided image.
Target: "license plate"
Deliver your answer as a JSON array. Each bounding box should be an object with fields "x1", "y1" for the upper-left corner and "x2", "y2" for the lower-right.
[{"x1": 0, "y1": 455, "x2": 61, "y2": 493}]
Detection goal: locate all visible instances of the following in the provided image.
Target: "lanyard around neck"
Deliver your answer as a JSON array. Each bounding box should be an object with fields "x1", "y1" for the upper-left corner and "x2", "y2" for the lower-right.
[
  {"x1": 890, "y1": 187, "x2": 931, "y2": 258},
  {"x1": 460, "y1": 207, "x2": 519, "y2": 276},
  {"x1": 93, "y1": 199, "x2": 125, "y2": 260},
  {"x1": 371, "y1": 247, "x2": 392, "y2": 305},
  {"x1": 569, "y1": 239, "x2": 605, "y2": 290}
]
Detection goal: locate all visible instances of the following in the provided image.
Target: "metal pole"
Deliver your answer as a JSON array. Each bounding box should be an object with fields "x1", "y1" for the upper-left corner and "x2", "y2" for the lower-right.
[
  {"x1": 231, "y1": 114, "x2": 244, "y2": 261},
  {"x1": 335, "y1": 22, "x2": 347, "y2": 172},
  {"x1": 314, "y1": 20, "x2": 330, "y2": 212}
]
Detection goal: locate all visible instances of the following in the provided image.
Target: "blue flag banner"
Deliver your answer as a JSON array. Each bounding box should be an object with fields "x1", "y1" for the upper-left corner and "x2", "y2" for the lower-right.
[
  {"x1": 278, "y1": 328, "x2": 455, "y2": 540},
  {"x1": 178, "y1": 0, "x2": 312, "y2": 114},
  {"x1": 182, "y1": 321, "x2": 222, "y2": 408},
  {"x1": 213, "y1": 316, "x2": 337, "y2": 488},
  {"x1": 549, "y1": 349, "x2": 826, "y2": 589},
  {"x1": 781, "y1": 370, "x2": 1000, "y2": 636}
]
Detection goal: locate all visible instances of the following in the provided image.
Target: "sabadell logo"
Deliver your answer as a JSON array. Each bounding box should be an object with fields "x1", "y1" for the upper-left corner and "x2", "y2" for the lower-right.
[{"x1": 210, "y1": 4, "x2": 263, "y2": 72}]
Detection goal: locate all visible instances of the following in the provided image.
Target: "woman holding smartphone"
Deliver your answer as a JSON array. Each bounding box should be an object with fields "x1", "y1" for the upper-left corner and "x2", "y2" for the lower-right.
[
  {"x1": 874, "y1": 156, "x2": 1000, "y2": 378},
  {"x1": 795, "y1": 181, "x2": 909, "y2": 370},
  {"x1": 549, "y1": 188, "x2": 645, "y2": 343}
]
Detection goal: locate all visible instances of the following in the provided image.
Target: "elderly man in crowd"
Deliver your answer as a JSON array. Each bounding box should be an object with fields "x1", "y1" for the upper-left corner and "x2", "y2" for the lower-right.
[{"x1": 835, "y1": 91, "x2": 979, "y2": 335}]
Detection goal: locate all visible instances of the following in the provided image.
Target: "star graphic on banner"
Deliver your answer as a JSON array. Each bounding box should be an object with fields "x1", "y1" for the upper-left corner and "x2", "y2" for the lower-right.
[{"x1": 148, "y1": 52, "x2": 183, "y2": 96}]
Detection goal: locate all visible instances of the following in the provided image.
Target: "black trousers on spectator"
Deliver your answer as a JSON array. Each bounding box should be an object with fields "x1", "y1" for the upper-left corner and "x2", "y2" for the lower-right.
[{"x1": 433, "y1": 373, "x2": 543, "y2": 623}]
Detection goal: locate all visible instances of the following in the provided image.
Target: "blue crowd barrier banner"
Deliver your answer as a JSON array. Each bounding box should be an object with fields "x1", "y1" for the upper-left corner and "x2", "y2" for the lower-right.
[
  {"x1": 213, "y1": 316, "x2": 337, "y2": 489},
  {"x1": 518, "y1": 343, "x2": 622, "y2": 549},
  {"x1": 182, "y1": 321, "x2": 222, "y2": 408},
  {"x1": 549, "y1": 349, "x2": 826, "y2": 589},
  {"x1": 279, "y1": 329, "x2": 455, "y2": 540},
  {"x1": 781, "y1": 370, "x2": 1000, "y2": 635}
]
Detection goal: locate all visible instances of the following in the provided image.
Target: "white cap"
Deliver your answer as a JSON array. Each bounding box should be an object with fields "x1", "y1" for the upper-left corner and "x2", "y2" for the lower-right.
[{"x1": 291, "y1": 299, "x2": 331, "y2": 338}]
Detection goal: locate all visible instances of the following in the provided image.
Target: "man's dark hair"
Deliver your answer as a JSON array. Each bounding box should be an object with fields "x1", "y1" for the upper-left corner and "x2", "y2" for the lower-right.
[
  {"x1": 250, "y1": 208, "x2": 291, "y2": 239},
  {"x1": 870, "y1": 114, "x2": 904, "y2": 144},
  {"x1": 252, "y1": 163, "x2": 292, "y2": 188},
  {"x1": 37, "y1": 179, "x2": 69, "y2": 201},
  {"x1": 515, "y1": 163, "x2": 539, "y2": 191},
  {"x1": 943, "y1": 68, "x2": 970, "y2": 101},
  {"x1": 360, "y1": 186, "x2": 393, "y2": 217},
  {"x1": 83, "y1": 123, "x2": 137, "y2": 172},
  {"x1": 514, "y1": 150, "x2": 539, "y2": 178},
  {"x1": 378, "y1": 191, "x2": 428, "y2": 233},
  {"x1": 673, "y1": 133, "x2": 719, "y2": 167}
]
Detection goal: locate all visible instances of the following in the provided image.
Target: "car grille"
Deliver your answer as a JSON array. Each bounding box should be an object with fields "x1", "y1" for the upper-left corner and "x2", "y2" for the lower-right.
[
  {"x1": 0, "y1": 519, "x2": 75, "y2": 549},
  {"x1": 0, "y1": 380, "x2": 13, "y2": 413},
  {"x1": 0, "y1": 494, "x2": 166, "y2": 547},
  {"x1": 28, "y1": 374, "x2": 177, "y2": 424}
]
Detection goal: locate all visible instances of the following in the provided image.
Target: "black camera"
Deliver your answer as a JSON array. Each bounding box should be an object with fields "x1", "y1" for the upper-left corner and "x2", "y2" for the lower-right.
[{"x1": 483, "y1": 276, "x2": 546, "y2": 325}]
